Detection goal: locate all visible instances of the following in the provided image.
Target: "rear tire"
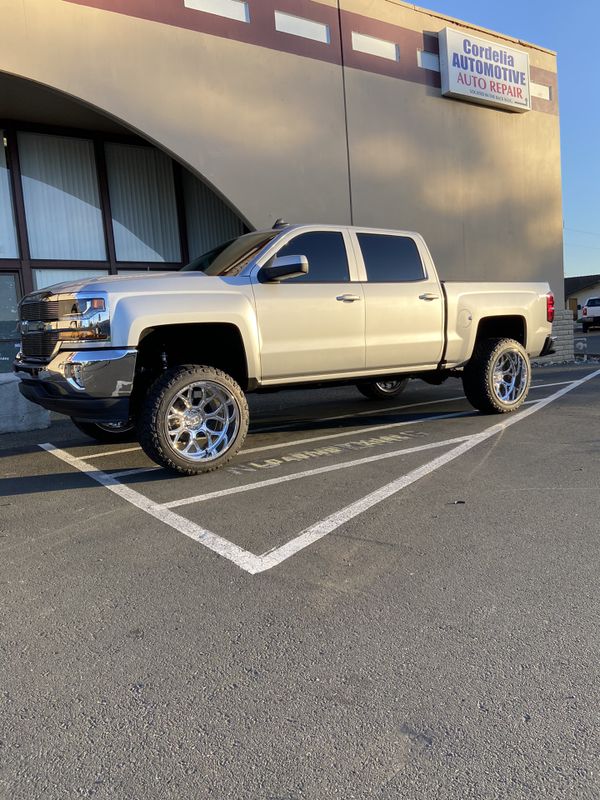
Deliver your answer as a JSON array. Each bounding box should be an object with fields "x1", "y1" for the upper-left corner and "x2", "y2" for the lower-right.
[
  {"x1": 70, "y1": 418, "x2": 137, "y2": 443},
  {"x1": 138, "y1": 364, "x2": 249, "y2": 475},
  {"x1": 582, "y1": 322, "x2": 590, "y2": 333},
  {"x1": 462, "y1": 337, "x2": 531, "y2": 414},
  {"x1": 356, "y1": 378, "x2": 409, "y2": 400}
]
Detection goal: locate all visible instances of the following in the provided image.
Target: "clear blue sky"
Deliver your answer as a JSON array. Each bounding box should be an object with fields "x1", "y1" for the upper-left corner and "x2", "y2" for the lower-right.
[{"x1": 422, "y1": 0, "x2": 598, "y2": 278}]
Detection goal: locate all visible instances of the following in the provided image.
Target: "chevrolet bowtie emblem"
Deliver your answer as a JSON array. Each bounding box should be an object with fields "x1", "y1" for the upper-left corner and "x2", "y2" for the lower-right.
[{"x1": 20, "y1": 320, "x2": 48, "y2": 334}]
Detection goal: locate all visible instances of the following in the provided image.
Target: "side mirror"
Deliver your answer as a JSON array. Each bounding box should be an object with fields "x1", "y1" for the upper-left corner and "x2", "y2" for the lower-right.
[{"x1": 259, "y1": 254, "x2": 309, "y2": 283}]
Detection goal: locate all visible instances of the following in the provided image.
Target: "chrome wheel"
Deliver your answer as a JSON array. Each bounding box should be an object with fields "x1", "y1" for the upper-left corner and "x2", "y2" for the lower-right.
[
  {"x1": 375, "y1": 381, "x2": 404, "y2": 394},
  {"x1": 492, "y1": 350, "x2": 528, "y2": 404},
  {"x1": 97, "y1": 421, "x2": 134, "y2": 433},
  {"x1": 164, "y1": 380, "x2": 240, "y2": 462},
  {"x1": 357, "y1": 377, "x2": 409, "y2": 400}
]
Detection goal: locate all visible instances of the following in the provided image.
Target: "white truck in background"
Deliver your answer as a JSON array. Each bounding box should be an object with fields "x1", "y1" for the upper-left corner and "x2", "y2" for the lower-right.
[
  {"x1": 14, "y1": 224, "x2": 555, "y2": 474},
  {"x1": 581, "y1": 297, "x2": 600, "y2": 332}
]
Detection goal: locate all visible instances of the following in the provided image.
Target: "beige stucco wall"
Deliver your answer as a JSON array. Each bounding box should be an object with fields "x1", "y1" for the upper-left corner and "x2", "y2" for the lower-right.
[
  {"x1": 0, "y1": 0, "x2": 352, "y2": 227},
  {"x1": 344, "y1": 67, "x2": 563, "y2": 294},
  {"x1": 0, "y1": 0, "x2": 563, "y2": 300}
]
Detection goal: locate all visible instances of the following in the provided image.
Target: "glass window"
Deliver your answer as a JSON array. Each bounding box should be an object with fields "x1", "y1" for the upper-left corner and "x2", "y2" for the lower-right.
[
  {"x1": 117, "y1": 268, "x2": 151, "y2": 275},
  {"x1": 183, "y1": 170, "x2": 245, "y2": 260},
  {"x1": 181, "y1": 231, "x2": 277, "y2": 276},
  {"x1": 18, "y1": 132, "x2": 106, "y2": 260},
  {"x1": 0, "y1": 133, "x2": 19, "y2": 259},
  {"x1": 273, "y1": 231, "x2": 349, "y2": 283},
  {"x1": 586, "y1": 298, "x2": 600, "y2": 307},
  {"x1": 33, "y1": 268, "x2": 109, "y2": 291},
  {"x1": 0, "y1": 273, "x2": 20, "y2": 374},
  {"x1": 105, "y1": 143, "x2": 181, "y2": 263},
  {"x1": 358, "y1": 234, "x2": 425, "y2": 282}
]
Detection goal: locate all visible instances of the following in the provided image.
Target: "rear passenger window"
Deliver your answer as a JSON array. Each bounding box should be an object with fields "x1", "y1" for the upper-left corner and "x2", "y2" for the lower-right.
[
  {"x1": 358, "y1": 234, "x2": 425, "y2": 282},
  {"x1": 587, "y1": 298, "x2": 600, "y2": 307},
  {"x1": 274, "y1": 231, "x2": 349, "y2": 283}
]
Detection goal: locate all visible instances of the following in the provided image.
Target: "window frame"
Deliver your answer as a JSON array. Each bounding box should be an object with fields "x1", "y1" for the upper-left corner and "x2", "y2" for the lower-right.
[
  {"x1": 251, "y1": 226, "x2": 360, "y2": 284},
  {"x1": 349, "y1": 229, "x2": 431, "y2": 284},
  {"x1": 0, "y1": 121, "x2": 198, "y2": 293},
  {"x1": 0, "y1": 269, "x2": 22, "y2": 374}
]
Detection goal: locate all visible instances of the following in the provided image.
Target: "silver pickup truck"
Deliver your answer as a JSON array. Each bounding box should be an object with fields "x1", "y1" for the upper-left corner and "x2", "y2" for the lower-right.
[{"x1": 14, "y1": 224, "x2": 555, "y2": 474}]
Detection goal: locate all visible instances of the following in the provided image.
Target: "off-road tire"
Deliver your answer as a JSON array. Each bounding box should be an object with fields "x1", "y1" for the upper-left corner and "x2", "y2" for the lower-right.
[
  {"x1": 462, "y1": 337, "x2": 531, "y2": 414},
  {"x1": 356, "y1": 378, "x2": 409, "y2": 400},
  {"x1": 70, "y1": 418, "x2": 137, "y2": 443},
  {"x1": 138, "y1": 365, "x2": 249, "y2": 475}
]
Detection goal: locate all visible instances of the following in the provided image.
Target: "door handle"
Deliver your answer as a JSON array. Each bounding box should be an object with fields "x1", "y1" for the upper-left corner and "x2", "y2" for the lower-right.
[
  {"x1": 419, "y1": 293, "x2": 439, "y2": 301},
  {"x1": 336, "y1": 294, "x2": 361, "y2": 302}
]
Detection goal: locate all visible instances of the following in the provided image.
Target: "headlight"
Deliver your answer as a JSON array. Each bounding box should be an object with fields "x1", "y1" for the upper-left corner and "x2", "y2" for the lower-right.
[
  {"x1": 58, "y1": 295, "x2": 110, "y2": 342},
  {"x1": 64, "y1": 298, "x2": 106, "y2": 316}
]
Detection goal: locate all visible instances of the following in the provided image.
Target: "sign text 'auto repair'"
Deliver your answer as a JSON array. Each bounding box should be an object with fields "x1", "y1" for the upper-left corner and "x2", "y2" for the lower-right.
[{"x1": 439, "y1": 27, "x2": 531, "y2": 112}]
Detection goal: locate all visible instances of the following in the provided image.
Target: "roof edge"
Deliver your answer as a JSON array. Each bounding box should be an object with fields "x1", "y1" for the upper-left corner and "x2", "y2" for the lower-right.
[{"x1": 384, "y1": 0, "x2": 557, "y2": 57}]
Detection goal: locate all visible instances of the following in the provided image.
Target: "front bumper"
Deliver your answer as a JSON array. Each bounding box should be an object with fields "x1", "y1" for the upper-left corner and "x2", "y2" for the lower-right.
[{"x1": 13, "y1": 348, "x2": 136, "y2": 423}]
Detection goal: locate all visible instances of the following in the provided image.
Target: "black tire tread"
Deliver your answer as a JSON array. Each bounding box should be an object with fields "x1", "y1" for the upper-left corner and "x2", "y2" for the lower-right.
[{"x1": 137, "y1": 365, "x2": 249, "y2": 475}]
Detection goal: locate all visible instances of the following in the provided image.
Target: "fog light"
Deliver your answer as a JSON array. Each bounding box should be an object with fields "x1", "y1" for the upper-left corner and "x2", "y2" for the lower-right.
[{"x1": 64, "y1": 362, "x2": 85, "y2": 390}]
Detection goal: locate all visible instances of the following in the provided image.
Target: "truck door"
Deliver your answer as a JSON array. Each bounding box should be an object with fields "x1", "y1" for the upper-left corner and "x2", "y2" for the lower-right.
[
  {"x1": 251, "y1": 229, "x2": 365, "y2": 381},
  {"x1": 353, "y1": 232, "x2": 444, "y2": 370}
]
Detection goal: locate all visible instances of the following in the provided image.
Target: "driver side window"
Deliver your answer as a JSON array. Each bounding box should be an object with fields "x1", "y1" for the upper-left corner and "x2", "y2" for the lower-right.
[{"x1": 274, "y1": 231, "x2": 350, "y2": 283}]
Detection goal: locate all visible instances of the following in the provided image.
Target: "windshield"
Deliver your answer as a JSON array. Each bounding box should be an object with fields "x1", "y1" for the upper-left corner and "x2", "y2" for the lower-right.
[{"x1": 180, "y1": 231, "x2": 279, "y2": 276}]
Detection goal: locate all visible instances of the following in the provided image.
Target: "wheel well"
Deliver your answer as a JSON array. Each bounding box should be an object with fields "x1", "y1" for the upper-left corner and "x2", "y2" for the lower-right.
[
  {"x1": 135, "y1": 323, "x2": 249, "y2": 389},
  {"x1": 474, "y1": 316, "x2": 526, "y2": 347}
]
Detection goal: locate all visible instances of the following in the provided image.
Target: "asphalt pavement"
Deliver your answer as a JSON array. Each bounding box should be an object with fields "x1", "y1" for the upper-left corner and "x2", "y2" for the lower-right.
[
  {"x1": 574, "y1": 325, "x2": 600, "y2": 356},
  {"x1": 1, "y1": 363, "x2": 599, "y2": 799}
]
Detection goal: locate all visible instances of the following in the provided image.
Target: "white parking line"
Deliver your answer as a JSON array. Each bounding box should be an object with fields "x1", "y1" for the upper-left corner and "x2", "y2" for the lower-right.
[
  {"x1": 40, "y1": 443, "x2": 262, "y2": 573},
  {"x1": 239, "y1": 409, "x2": 474, "y2": 455},
  {"x1": 40, "y1": 369, "x2": 600, "y2": 574},
  {"x1": 83, "y1": 446, "x2": 141, "y2": 460},
  {"x1": 110, "y1": 466, "x2": 161, "y2": 479},
  {"x1": 74, "y1": 380, "x2": 574, "y2": 462},
  {"x1": 162, "y1": 435, "x2": 471, "y2": 508},
  {"x1": 253, "y1": 370, "x2": 600, "y2": 572}
]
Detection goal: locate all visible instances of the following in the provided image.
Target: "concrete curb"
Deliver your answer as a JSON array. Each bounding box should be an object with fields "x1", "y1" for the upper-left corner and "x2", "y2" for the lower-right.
[{"x1": 0, "y1": 373, "x2": 50, "y2": 434}]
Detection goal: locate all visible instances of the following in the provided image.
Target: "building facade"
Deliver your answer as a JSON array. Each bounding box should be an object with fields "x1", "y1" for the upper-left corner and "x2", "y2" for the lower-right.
[
  {"x1": 0, "y1": 0, "x2": 564, "y2": 374},
  {"x1": 565, "y1": 275, "x2": 600, "y2": 320}
]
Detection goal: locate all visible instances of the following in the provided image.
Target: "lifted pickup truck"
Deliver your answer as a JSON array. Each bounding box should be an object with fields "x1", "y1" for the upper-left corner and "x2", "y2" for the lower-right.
[{"x1": 14, "y1": 224, "x2": 556, "y2": 474}]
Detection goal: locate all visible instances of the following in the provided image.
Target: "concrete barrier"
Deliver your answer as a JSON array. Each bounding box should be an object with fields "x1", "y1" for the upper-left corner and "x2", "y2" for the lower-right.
[{"x1": 0, "y1": 373, "x2": 50, "y2": 434}]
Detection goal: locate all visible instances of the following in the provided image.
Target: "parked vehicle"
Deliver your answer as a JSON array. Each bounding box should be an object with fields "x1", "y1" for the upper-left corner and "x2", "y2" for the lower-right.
[
  {"x1": 581, "y1": 297, "x2": 600, "y2": 332},
  {"x1": 14, "y1": 224, "x2": 555, "y2": 474}
]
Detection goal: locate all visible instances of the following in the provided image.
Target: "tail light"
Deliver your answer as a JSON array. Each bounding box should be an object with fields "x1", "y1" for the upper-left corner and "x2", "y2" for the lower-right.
[
  {"x1": 546, "y1": 292, "x2": 555, "y2": 323},
  {"x1": 583, "y1": 306, "x2": 588, "y2": 317}
]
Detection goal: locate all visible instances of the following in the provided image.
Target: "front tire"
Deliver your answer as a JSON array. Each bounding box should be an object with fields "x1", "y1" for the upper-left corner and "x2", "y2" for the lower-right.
[
  {"x1": 138, "y1": 365, "x2": 249, "y2": 475},
  {"x1": 356, "y1": 378, "x2": 409, "y2": 400},
  {"x1": 462, "y1": 337, "x2": 531, "y2": 414},
  {"x1": 70, "y1": 418, "x2": 137, "y2": 443}
]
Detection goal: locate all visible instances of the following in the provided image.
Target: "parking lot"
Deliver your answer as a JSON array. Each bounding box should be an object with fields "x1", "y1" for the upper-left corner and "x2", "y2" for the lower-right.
[
  {"x1": 2, "y1": 362, "x2": 600, "y2": 798},
  {"x1": 575, "y1": 325, "x2": 600, "y2": 356}
]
